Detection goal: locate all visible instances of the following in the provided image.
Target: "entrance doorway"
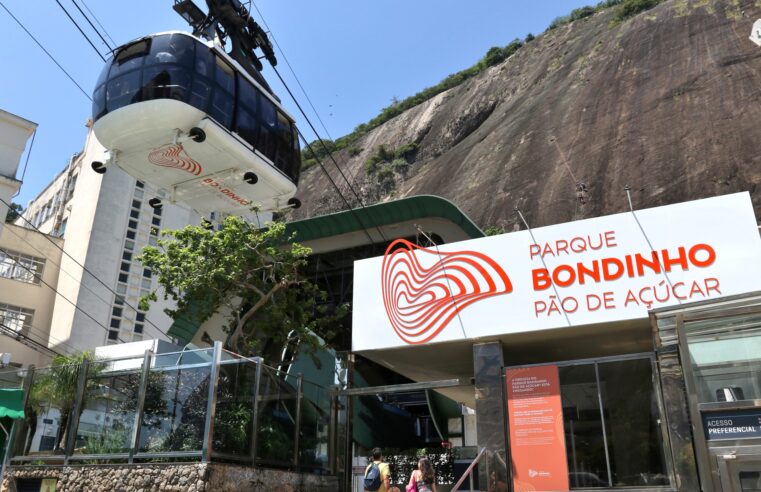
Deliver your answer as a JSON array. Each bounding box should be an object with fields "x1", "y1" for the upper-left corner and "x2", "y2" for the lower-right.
[{"x1": 715, "y1": 450, "x2": 761, "y2": 492}]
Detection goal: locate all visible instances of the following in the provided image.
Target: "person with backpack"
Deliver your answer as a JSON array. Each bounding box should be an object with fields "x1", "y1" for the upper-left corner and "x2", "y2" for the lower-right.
[
  {"x1": 364, "y1": 447, "x2": 392, "y2": 492},
  {"x1": 406, "y1": 457, "x2": 438, "y2": 492}
]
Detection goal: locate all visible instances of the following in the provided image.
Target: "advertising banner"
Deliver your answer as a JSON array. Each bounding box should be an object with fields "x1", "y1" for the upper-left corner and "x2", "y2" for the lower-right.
[
  {"x1": 506, "y1": 365, "x2": 569, "y2": 492},
  {"x1": 352, "y1": 193, "x2": 761, "y2": 351}
]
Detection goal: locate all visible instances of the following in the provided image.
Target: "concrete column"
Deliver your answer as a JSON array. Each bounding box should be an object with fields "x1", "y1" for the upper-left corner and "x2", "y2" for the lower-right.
[{"x1": 473, "y1": 341, "x2": 508, "y2": 489}]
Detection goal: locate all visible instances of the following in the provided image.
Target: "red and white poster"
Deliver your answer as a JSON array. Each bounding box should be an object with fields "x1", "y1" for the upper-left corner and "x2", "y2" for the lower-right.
[{"x1": 506, "y1": 365, "x2": 569, "y2": 492}]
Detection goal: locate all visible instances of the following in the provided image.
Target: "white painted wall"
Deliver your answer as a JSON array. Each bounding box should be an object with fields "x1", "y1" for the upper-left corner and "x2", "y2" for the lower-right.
[{"x1": 0, "y1": 110, "x2": 36, "y2": 233}]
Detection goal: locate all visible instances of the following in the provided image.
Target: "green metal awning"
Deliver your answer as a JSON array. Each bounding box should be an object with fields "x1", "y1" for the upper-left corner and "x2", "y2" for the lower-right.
[
  {"x1": 285, "y1": 194, "x2": 483, "y2": 243},
  {"x1": 0, "y1": 389, "x2": 24, "y2": 420},
  {"x1": 167, "y1": 292, "x2": 218, "y2": 345}
]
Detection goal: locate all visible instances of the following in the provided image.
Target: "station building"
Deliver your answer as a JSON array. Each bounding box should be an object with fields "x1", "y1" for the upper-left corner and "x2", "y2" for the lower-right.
[{"x1": 169, "y1": 191, "x2": 761, "y2": 492}]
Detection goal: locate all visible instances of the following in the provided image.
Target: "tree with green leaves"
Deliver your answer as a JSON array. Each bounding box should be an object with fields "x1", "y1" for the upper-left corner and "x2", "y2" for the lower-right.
[
  {"x1": 138, "y1": 217, "x2": 337, "y2": 356},
  {"x1": 5, "y1": 202, "x2": 23, "y2": 223}
]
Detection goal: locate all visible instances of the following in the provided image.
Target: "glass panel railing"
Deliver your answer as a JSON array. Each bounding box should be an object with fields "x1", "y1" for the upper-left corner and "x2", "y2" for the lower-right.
[
  {"x1": 16, "y1": 363, "x2": 84, "y2": 458},
  {"x1": 255, "y1": 365, "x2": 297, "y2": 467},
  {"x1": 137, "y1": 363, "x2": 210, "y2": 454},
  {"x1": 212, "y1": 357, "x2": 256, "y2": 462},
  {"x1": 72, "y1": 361, "x2": 140, "y2": 457},
  {"x1": 299, "y1": 380, "x2": 331, "y2": 474}
]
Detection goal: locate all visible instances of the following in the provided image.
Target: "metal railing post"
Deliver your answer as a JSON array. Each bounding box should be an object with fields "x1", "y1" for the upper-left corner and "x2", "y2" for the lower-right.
[
  {"x1": 201, "y1": 341, "x2": 223, "y2": 462},
  {"x1": 292, "y1": 373, "x2": 303, "y2": 469},
  {"x1": 129, "y1": 349, "x2": 153, "y2": 463},
  {"x1": 64, "y1": 358, "x2": 90, "y2": 464},
  {"x1": 250, "y1": 356, "x2": 263, "y2": 466}
]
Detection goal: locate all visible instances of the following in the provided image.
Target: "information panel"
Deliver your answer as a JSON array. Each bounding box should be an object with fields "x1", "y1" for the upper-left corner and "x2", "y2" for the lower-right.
[
  {"x1": 506, "y1": 365, "x2": 569, "y2": 492},
  {"x1": 703, "y1": 410, "x2": 761, "y2": 441}
]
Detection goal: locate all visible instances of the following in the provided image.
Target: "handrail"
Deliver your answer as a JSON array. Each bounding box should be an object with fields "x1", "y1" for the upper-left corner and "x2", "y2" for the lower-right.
[{"x1": 451, "y1": 447, "x2": 487, "y2": 491}]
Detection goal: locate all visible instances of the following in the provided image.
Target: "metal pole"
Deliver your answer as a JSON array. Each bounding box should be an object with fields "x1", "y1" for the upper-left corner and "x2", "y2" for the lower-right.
[
  {"x1": 594, "y1": 363, "x2": 613, "y2": 487},
  {"x1": 129, "y1": 349, "x2": 153, "y2": 463},
  {"x1": 292, "y1": 373, "x2": 303, "y2": 469},
  {"x1": 1, "y1": 420, "x2": 10, "y2": 491},
  {"x1": 250, "y1": 356, "x2": 263, "y2": 466},
  {"x1": 201, "y1": 341, "x2": 223, "y2": 462},
  {"x1": 64, "y1": 358, "x2": 90, "y2": 465}
]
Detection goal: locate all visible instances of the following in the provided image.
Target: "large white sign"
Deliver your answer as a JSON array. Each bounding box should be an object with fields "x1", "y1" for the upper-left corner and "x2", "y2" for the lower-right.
[{"x1": 352, "y1": 193, "x2": 761, "y2": 351}]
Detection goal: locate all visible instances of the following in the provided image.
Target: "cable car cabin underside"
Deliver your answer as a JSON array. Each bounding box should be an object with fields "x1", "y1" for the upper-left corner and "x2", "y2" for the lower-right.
[{"x1": 91, "y1": 32, "x2": 301, "y2": 215}]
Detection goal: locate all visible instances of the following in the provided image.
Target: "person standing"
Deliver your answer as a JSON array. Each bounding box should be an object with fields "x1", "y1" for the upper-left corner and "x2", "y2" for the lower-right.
[
  {"x1": 407, "y1": 457, "x2": 438, "y2": 492},
  {"x1": 364, "y1": 447, "x2": 392, "y2": 492}
]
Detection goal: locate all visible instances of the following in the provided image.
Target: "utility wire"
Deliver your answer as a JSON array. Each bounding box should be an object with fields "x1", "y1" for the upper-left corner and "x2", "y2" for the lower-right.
[
  {"x1": 78, "y1": 0, "x2": 116, "y2": 48},
  {"x1": 253, "y1": 2, "x2": 388, "y2": 243},
  {"x1": 0, "y1": 322, "x2": 62, "y2": 357},
  {"x1": 69, "y1": 0, "x2": 114, "y2": 52},
  {"x1": 54, "y1": 0, "x2": 107, "y2": 62},
  {"x1": 1, "y1": 222, "x2": 167, "y2": 342},
  {"x1": 0, "y1": 1, "x2": 92, "y2": 101},
  {"x1": 0, "y1": 245, "x2": 129, "y2": 344},
  {"x1": 1, "y1": 196, "x2": 171, "y2": 343}
]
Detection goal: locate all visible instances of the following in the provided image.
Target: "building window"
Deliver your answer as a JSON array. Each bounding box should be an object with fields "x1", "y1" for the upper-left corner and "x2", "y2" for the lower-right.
[
  {"x1": 125, "y1": 240, "x2": 135, "y2": 251},
  {"x1": 114, "y1": 295, "x2": 125, "y2": 306},
  {"x1": 116, "y1": 283, "x2": 127, "y2": 295},
  {"x1": 152, "y1": 216, "x2": 161, "y2": 226},
  {"x1": 0, "y1": 249, "x2": 45, "y2": 285},
  {"x1": 128, "y1": 219, "x2": 138, "y2": 230},
  {"x1": 126, "y1": 230, "x2": 136, "y2": 240},
  {"x1": 134, "y1": 323, "x2": 144, "y2": 334},
  {"x1": 150, "y1": 226, "x2": 159, "y2": 237},
  {"x1": 130, "y1": 209, "x2": 140, "y2": 219},
  {"x1": 118, "y1": 273, "x2": 129, "y2": 283},
  {"x1": 132, "y1": 199, "x2": 142, "y2": 209},
  {"x1": 153, "y1": 207, "x2": 162, "y2": 216},
  {"x1": 134, "y1": 188, "x2": 144, "y2": 199},
  {"x1": 122, "y1": 251, "x2": 133, "y2": 261},
  {"x1": 110, "y1": 318, "x2": 121, "y2": 328},
  {"x1": 141, "y1": 278, "x2": 152, "y2": 289},
  {"x1": 136, "y1": 312, "x2": 145, "y2": 322},
  {"x1": 0, "y1": 303, "x2": 34, "y2": 334},
  {"x1": 136, "y1": 180, "x2": 144, "y2": 189},
  {"x1": 112, "y1": 307, "x2": 123, "y2": 317},
  {"x1": 108, "y1": 330, "x2": 119, "y2": 341},
  {"x1": 142, "y1": 268, "x2": 151, "y2": 278},
  {"x1": 120, "y1": 262, "x2": 130, "y2": 273},
  {"x1": 65, "y1": 174, "x2": 77, "y2": 202}
]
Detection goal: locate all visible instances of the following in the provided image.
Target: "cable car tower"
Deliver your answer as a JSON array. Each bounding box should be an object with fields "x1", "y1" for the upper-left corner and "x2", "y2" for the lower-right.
[{"x1": 90, "y1": 0, "x2": 302, "y2": 215}]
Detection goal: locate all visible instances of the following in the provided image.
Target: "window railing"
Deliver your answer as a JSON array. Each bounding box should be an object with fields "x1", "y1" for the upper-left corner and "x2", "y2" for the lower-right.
[{"x1": 4, "y1": 342, "x2": 332, "y2": 474}]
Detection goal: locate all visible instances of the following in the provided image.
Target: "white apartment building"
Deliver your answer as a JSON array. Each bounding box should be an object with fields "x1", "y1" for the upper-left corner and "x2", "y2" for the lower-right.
[
  {"x1": 0, "y1": 110, "x2": 36, "y2": 234},
  {"x1": 18, "y1": 123, "x2": 202, "y2": 353}
]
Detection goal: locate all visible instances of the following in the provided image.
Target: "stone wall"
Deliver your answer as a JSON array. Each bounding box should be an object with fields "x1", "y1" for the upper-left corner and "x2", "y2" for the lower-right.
[{"x1": 1, "y1": 463, "x2": 338, "y2": 492}]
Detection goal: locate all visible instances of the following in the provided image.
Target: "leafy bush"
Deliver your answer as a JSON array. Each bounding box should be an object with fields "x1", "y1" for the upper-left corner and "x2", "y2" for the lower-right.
[
  {"x1": 548, "y1": 15, "x2": 571, "y2": 30},
  {"x1": 348, "y1": 146, "x2": 363, "y2": 157},
  {"x1": 614, "y1": 0, "x2": 663, "y2": 21},
  {"x1": 570, "y1": 6, "x2": 596, "y2": 21},
  {"x1": 525, "y1": 33, "x2": 535, "y2": 42}
]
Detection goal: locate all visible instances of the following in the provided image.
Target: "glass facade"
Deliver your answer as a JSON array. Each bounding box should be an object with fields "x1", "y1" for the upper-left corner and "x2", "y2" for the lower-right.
[
  {"x1": 557, "y1": 355, "x2": 670, "y2": 488},
  {"x1": 92, "y1": 33, "x2": 301, "y2": 184}
]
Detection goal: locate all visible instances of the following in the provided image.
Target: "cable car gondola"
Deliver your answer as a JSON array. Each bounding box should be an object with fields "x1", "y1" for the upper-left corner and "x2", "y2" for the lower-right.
[{"x1": 90, "y1": 0, "x2": 302, "y2": 215}]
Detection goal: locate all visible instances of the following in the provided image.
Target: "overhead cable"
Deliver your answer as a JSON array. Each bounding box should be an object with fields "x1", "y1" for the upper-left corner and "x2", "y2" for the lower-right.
[
  {"x1": 0, "y1": 1, "x2": 92, "y2": 101},
  {"x1": 54, "y1": 0, "x2": 107, "y2": 62},
  {"x1": 69, "y1": 0, "x2": 114, "y2": 52}
]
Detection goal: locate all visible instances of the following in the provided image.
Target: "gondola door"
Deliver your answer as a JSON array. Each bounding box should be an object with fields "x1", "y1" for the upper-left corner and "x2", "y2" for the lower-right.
[{"x1": 716, "y1": 452, "x2": 761, "y2": 491}]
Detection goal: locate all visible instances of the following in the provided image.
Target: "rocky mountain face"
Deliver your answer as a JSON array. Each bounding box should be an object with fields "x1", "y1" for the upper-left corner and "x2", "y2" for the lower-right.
[{"x1": 291, "y1": 0, "x2": 761, "y2": 231}]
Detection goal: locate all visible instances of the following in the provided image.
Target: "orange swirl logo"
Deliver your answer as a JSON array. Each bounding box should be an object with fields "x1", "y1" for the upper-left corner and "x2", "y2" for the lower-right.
[
  {"x1": 148, "y1": 144, "x2": 203, "y2": 176},
  {"x1": 381, "y1": 239, "x2": 513, "y2": 344}
]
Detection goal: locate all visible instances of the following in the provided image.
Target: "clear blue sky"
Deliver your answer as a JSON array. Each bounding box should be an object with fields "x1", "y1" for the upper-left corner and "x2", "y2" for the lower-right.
[{"x1": 1, "y1": 0, "x2": 593, "y2": 206}]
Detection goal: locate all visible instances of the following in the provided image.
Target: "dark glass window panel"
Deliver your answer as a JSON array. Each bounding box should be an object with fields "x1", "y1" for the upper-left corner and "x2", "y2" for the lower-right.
[
  {"x1": 151, "y1": 217, "x2": 161, "y2": 226},
  {"x1": 235, "y1": 107, "x2": 258, "y2": 148},
  {"x1": 740, "y1": 471, "x2": 761, "y2": 491},
  {"x1": 95, "y1": 60, "x2": 110, "y2": 88},
  {"x1": 92, "y1": 85, "x2": 107, "y2": 120},
  {"x1": 134, "y1": 323, "x2": 144, "y2": 334},
  {"x1": 114, "y1": 295, "x2": 125, "y2": 305},
  {"x1": 136, "y1": 181, "x2": 144, "y2": 188},
  {"x1": 126, "y1": 230, "x2": 136, "y2": 240},
  {"x1": 132, "y1": 199, "x2": 141, "y2": 209},
  {"x1": 214, "y1": 56, "x2": 235, "y2": 94},
  {"x1": 110, "y1": 39, "x2": 149, "y2": 78},
  {"x1": 108, "y1": 330, "x2": 119, "y2": 341},
  {"x1": 560, "y1": 364, "x2": 609, "y2": 488},
  {"x1": 112, "y1": 307, "x2": 123, "y2": 317},
  {"x1": 118, "y1": 273, "x2": 128, "y2": 283},
  {"x1": 153, "y1": 207, "x2": 162, "y2": 216},
  {"x1": 147, "y1": 34, "x2": 194, "y2": 68},
  {"x1": 597, "y1": 359, "x2": 669, "y2": 487},
  {"x1": 128, "y1": 219, "x2": 138, "y2": 229},
  {"x1": 238, "y1": 78, "x2": 258, "y2": 111},
  {"x1": 274, "y1": 111, "x2": 294, "y2": 175},
  {"x1": 195, "y1": 45, "x2": 215, "y2": 79},
  {"x1": 122, "y1": 251, "x2": 133, "y2": 261},
  {"x1": 106, "y1": 70, "x2": 142, "y2": 112},
  {"x1": 143, "y1": 268, "x2": 152, "y2": 278},
  {"x1": 136, "y1": 313, "x2": 145, "y2": 322},
  {"x1": 210, "y1": 89, "x2": 234, "y2": 128},
  {"x1": 150, "y1": 227, "x2": 159, "y2": 237},
  {"x1": 120, "y1": 262, "x2": 130, "y2": 272},
  {"x1": 141, "y1": 65, "x2": 191, "y2": 102},
  {"x1": 130, "y1": 209, "x2": 140, "y2": 219},
  {"x1": 290, "y1": 124, "x2": 301, "y2": 183},
  {"x1": 257, "y1": 94, "x2": 278, "y2": 162},
  {"x1": 188, "y1": 78, "x2": 211, "y2": 112},
  {"x1": 110, "y1": 318, "x2": 121, "y2": 328}
]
